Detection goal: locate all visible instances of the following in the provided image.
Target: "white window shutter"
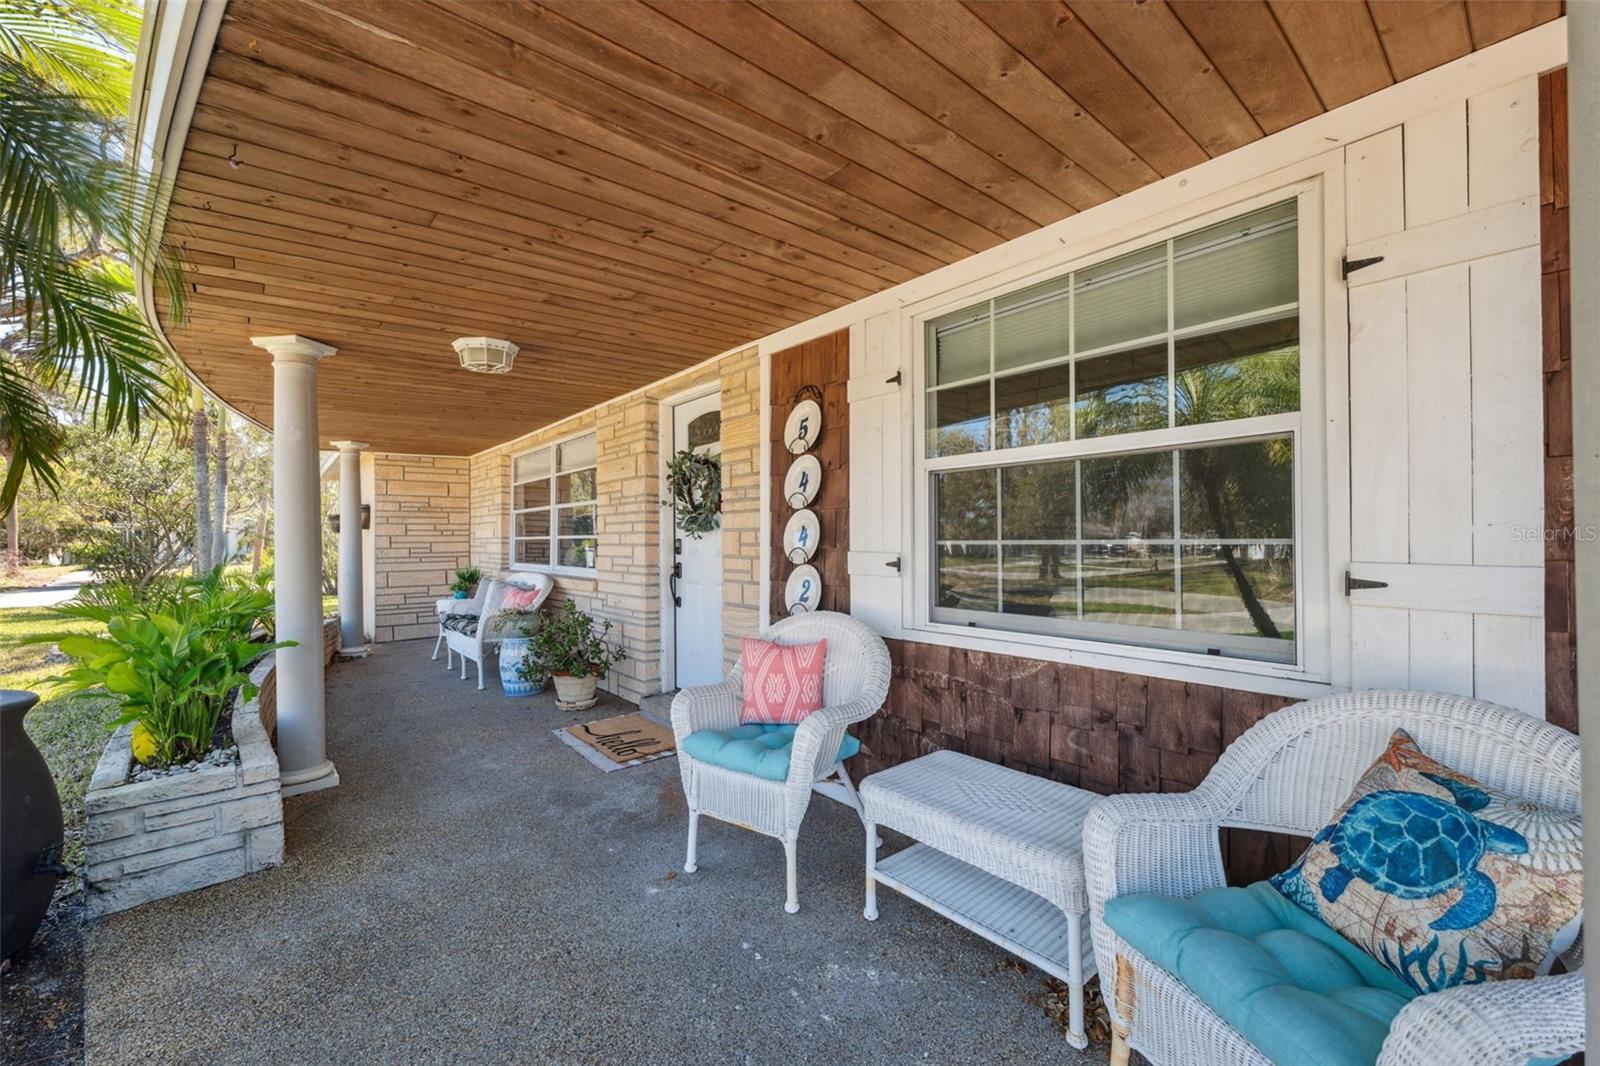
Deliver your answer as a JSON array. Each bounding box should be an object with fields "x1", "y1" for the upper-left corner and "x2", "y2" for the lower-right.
[
  {"x1": 848, "y1": 312, "x2": 906, "y2": 634},
  {"x1": 1343, "y1": 79, "x2": 1547, "y2": 716}
]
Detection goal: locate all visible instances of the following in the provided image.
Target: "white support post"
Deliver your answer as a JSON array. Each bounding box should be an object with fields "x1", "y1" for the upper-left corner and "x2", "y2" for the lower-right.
[
  {"x1": 251, "y1": 334, "x2": 340, "y2": 798},
  {"x1": 1567, "y1": 4, "x2": 1600, "y2": 1044},
  {"x1": 331, "y1": 440, "x2": 370, "y2": 656}
]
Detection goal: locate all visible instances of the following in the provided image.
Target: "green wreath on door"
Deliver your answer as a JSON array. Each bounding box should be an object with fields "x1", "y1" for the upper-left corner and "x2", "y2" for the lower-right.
[{"x1": 663, "y1": 449, "x2": 721, "y2": 538}]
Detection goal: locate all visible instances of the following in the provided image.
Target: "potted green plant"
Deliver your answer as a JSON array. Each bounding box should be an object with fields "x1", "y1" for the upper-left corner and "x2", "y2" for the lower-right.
[
  {"x1": 450, "y1": 566, "x2": 482, "y2": 600},
  {"x1": 529, "y1": 600, "x2": 626, "y2": 711}
]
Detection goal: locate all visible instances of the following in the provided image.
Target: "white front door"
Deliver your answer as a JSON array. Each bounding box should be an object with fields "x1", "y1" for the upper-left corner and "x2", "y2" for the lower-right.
[
  {"x1": 671, "y1": 392, "x2": 724, "y2": 688},
  {"x1": 1343, "y1": 83, "x2": 1546, "y2": 715}
]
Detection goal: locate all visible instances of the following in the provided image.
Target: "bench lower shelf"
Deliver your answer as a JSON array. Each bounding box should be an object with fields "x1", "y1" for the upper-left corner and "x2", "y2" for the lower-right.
[{"x1": 871, "y1": 842, "x2": 1096, "y2": 986}]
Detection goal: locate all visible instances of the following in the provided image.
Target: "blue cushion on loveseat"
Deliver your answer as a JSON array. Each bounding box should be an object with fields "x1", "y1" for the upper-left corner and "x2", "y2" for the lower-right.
[
  {"x1": 682, "y1": 724, "x2": 860, "y2": 782},
  {"x1": 1103, "y1": 881, "x2": 1417, "y2": 1066}
]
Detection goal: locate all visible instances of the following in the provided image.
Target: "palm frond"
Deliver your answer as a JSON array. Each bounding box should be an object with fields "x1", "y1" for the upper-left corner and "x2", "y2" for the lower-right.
[
  {"x1": 0, "y1": 22, "x2": 187, "y2": 506},
  {"x1": 21, "y1": 255, "x2": 172, "y2": 434},
  {"x1": 0, "y1": 352, "x2": 65, "y2": 509},
  {"x1": 0, "y1": 0, "x2": 134, "y2": 117}
]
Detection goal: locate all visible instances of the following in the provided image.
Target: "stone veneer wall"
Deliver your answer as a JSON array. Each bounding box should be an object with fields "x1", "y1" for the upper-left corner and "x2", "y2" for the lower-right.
[
  {"x1": 370, "y1": 454, "x2": 471, "y2": 643},
  {"x1": 83, "y1": 651, "x2": 294, "y2": 917},
  {"x1": 716, "y1": 353, "x2": 764, "y2": 667},
  {"x1": 467, "y1": 347, "x2": 762, "y2": 702}
]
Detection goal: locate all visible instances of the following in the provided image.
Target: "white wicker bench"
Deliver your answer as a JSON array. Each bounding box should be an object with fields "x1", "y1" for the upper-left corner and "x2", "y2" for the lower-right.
[{"x1": 861, "y1": 750, "x2": 1099, "y2": 1049}]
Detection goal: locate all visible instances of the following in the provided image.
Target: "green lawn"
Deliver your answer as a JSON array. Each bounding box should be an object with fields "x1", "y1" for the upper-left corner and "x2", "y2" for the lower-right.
[{"x1": 2, "y1": 606, "x2": 119, "y2": 879}]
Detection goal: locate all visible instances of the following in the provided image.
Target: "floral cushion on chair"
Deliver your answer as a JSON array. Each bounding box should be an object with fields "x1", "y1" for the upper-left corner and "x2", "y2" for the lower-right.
[
  {"x1": 441, "y1": 613, "x2": 479, "y2": 636},
  {"x1": 1271, "y1": 729, "x2": 1582, "y2": 994},
  {"x1": 739, "y1": 637, "x2": 826, "y2": 725}
]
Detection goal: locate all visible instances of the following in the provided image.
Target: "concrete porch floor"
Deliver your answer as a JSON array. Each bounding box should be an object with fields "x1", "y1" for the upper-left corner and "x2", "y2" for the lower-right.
[{"x1": 84, "y1": 641, "x2": 1112, "y2": 1064}]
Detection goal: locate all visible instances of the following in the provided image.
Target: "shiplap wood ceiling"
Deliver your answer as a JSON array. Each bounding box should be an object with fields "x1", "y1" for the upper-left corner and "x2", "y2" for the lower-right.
[{"x1": 163, "y1": 0, "x2": 1561, "y2": 453}]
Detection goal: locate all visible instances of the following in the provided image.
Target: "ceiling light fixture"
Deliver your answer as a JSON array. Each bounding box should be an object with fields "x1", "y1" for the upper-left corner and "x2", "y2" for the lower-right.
[{"x1": 452, "y1": 336, "x2": 519, "y2": 374}]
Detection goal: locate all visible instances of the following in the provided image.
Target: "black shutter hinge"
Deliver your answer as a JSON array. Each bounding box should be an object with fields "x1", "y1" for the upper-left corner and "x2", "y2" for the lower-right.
[
  {"x1": 885, "y1": 370, "x2": 902, "y2": 386},
  {"x1": 1341, "y1": 254, "x2": 1385, "y2": 280},
  {"x1": 885, "y1": 557, "x2": 901, "y2": 572},
  {"x1": 1344, "y1": 570, "x2": 1390, "y2": 596}
]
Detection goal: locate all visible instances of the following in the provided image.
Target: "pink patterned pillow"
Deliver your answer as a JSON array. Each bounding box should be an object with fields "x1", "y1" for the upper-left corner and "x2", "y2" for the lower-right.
[
  {"x1": 502, "y1": 586, "x2": 542, "y2": 611},
  {"x1": 740, "y1": 637, "x2": 827, "y2": 725}
]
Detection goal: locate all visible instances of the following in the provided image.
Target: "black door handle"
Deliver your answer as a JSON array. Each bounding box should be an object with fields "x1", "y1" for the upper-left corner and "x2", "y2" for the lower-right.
[{"x1": 669, "y1": 561, "x2": 682, "y2": 607}]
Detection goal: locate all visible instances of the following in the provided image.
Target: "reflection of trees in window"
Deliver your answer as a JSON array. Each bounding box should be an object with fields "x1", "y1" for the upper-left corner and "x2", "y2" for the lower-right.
[
  {"x1": 935, "y1": 468, "x2": 996, "y2": 540},
  {"x1": 924, "y1": 201, "x2": 1302, "y2": 655},
  {"x1": 1175, "y1": 317, "x2": 1299, "y2": 427},
  {"x1": 1081, "y1": 450, "x2": 1172, "y2": 540},
  {"x1": 1001, "y1": 462, "x2": 1074, "y2": 587},
  {"x1": 1180, "y1": 438, "x2": 1293, "y2": 639}
]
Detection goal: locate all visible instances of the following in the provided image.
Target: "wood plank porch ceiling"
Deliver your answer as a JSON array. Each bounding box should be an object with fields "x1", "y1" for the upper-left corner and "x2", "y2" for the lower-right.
[{"x1": 163, "y1": 0, "x2": 1560, "y2": 454}]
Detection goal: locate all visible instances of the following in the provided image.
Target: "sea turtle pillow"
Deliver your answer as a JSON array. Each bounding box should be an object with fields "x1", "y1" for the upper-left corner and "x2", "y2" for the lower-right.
[{"x1": 1271, "y1": 729, "x2": 1582, "y2": 994}]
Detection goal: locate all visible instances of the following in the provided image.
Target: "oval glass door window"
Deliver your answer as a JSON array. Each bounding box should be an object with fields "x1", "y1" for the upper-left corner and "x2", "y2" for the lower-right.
[
  {"x1": 686, "y1": 409, "x2": 721, "y2": 449},
  {"x1": 784, "y1": 399, "x2": 822, "y2": 454},
  {"x1": 783, "y1": 509, "x2": 821, "y2": 563},
  {"x1": 785, "y1": 565, "x2": 823, "y2": 613},
  {"x1": 783, "y1": 454, "x2": 822, "y2": 508}
]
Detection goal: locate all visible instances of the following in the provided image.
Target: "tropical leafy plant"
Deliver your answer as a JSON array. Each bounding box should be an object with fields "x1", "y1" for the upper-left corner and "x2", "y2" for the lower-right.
[
  {"x1": 1, "y1": 0, "x2": 187, "y2": 512},
  {"x1": 31, "y1": 567, "x2": 288, "y2": 767},
  {"x1": 527, "y1": 599, "x2": 625, "y2": 679}
]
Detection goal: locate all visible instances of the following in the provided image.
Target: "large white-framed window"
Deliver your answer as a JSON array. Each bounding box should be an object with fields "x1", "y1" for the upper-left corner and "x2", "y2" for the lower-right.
[
  {"x1": 915, "y1": 191, "x2": 1319, "y2": 668},
  {"x1": 510, "y1": 432, "x2": 598, "y2": 573}
]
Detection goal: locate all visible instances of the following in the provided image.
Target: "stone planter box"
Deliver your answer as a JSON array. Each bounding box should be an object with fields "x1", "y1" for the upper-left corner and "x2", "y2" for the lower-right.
[{"x1": 82, "y1": 654, "x2": 285, "y2": 918}]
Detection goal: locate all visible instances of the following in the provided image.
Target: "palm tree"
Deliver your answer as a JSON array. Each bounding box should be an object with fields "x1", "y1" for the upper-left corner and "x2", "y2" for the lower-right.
[{"x1": 1, "y1": 0, "x2": 185, "y2": 514}]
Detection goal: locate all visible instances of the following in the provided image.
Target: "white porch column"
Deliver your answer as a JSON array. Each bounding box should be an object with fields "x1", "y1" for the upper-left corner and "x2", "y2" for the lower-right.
[
  {"x1": 251, "y1": 334, "x2": 340, "y2": 797},
  {"x1": 330, "y1": 440, "x2": 370, "y2": 656},
  {"x1": 1567, "y1": 2, "x2": 1599, "y2": 1042}
]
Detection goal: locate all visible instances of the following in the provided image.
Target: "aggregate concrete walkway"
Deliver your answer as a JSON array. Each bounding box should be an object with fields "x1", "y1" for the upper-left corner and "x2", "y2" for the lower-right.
[{"x1": 85, "y1": 641, "x2": 1112, "y2": 1065}]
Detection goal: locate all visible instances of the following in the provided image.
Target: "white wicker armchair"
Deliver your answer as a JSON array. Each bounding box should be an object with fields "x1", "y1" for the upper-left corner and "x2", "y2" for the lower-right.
[
  {"x1": 670, "y1": 611, "x2": 891, "y2": 914},
  {"x1": 442, "y1": 573, "x2": 553, "y2": 690},
  {"x1": 1085, "y1": 690, "x2": 1584, "y2": 1066}
]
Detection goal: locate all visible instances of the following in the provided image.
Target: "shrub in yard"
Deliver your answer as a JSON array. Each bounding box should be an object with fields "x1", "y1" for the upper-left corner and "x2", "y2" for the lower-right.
[{"x1": 30, "y1": 568, "x2": 291, "y2": 768}]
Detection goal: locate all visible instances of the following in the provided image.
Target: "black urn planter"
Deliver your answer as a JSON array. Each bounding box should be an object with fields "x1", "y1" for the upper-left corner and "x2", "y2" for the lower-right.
[{"x1": 1, "y1": 690, "x2": 64, "y2": 962}]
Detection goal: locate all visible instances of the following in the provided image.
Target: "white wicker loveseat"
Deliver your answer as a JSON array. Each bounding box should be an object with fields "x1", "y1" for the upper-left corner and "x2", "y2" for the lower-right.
[
  {"x1": 670, "y1": 611, "x2": 891, "y2": 914},
  {"x1": 1085, "y1": 690, "x2": 1584, "y2": 1066}
]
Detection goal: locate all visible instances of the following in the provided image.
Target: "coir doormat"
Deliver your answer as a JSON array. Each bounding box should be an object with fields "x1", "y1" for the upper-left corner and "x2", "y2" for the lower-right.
[{"x1": 555, "y1": 712, "x2": 676, "y2": 772}]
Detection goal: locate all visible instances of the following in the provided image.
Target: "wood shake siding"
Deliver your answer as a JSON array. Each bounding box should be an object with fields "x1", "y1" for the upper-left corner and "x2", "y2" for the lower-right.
[
  {"x1": 370, "y1": 454, "x2": 471, "y2": 643},
  {"x1": 1539, "y1": 69, "x2": 1578, "y2": 733},
  {"x1": 850, "y1": 641, "x2": 1304, "y2": 885},
  {"x1": 768, "y1": 329, "x2": 850, "y2": 619}
]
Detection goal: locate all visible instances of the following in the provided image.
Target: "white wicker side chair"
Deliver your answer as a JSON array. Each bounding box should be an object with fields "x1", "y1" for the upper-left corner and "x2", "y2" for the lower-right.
[
  {"x1": 1085, "y1": 690, "x2": 1584, "y2": 1066},
  {"x1": 670, "y1": 611, "x2": 891, "y2": 914},
  {"x1": 442, "y1": 573, "x2": 553, "y2": 690}
]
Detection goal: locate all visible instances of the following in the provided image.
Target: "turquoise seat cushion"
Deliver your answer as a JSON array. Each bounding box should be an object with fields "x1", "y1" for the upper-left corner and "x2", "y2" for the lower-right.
[
  {"x1": 681, "y1": 724, "x2": 860, "y2": 782},
  {"x1": 1104, "y1": 881, "x2": 1416, "y2": 1066}
]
